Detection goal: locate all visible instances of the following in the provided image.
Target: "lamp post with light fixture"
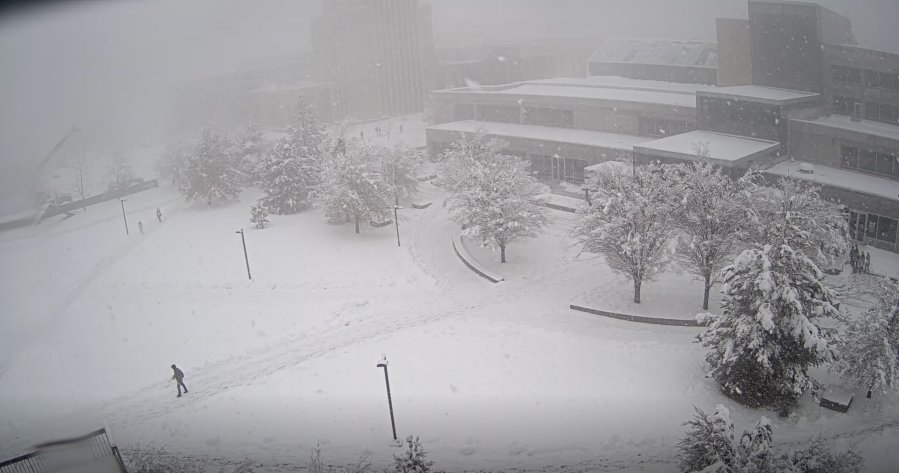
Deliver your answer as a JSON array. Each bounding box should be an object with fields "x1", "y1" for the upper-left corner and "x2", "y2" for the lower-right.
[{"x1": 376, "y1": 354, "x2": 397, "y2": 441}]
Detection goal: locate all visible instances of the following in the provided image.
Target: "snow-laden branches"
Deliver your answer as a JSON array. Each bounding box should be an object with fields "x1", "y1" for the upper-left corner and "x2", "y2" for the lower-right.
[
  {"x1": 830, "y1": 280, "x2": 899, "y2": 397},
  {"x1": 667, "y1": 148, "x2": 752, "y2": 310},
  {"x1": 571, "y1": 161, "x2": 675, "y2": 303},
  {"x1": 257, "y1": 137, "x2": 321, "y2": 214},
  {"x1": 695, "y1": 244, "x2": 839, "y2": 412},
  {"x1": 437, "y1": 130, "x2": 510, "y2": 192},
  {"x1": 319, "y1": 137, "x2": 393, "y2": 234},
  {"x1": 447, "y1": 151, "x2": 551, "y2": 263},
  {"x1": 381, "y1": 142, "x2": 424, "y2": 205}
]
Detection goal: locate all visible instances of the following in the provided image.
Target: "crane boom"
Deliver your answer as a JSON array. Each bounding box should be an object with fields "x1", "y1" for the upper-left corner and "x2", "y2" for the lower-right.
[{"x1": 35, "y1": 126, "x2": 81, "y2": 175}]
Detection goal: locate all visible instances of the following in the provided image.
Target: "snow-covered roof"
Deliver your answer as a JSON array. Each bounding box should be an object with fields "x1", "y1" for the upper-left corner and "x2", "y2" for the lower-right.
[
  {"x1": 698, "y1": 86, "x2": 820, "y2": 105},
  {"x1": 587, "y1": 38, "x2": 718, "y2": 68},
  {"x1": 528, "y1": 76, "x2": 719, "y2": 95},
  {"x1": 793, "y1": 115, "x2": 899, "y2": 143},
  {"x1": 427, "y1": 121, "x2": 652, "y2": 151},
  {"x1": 634, "y1": 131, "x2": 780, "y2": 163},
  {"x1": 491, "y1": 83, "x2": 698, "y2": 108},
  {"x1": 765, "y1": 161, "x2": 899, "y2": 202}
]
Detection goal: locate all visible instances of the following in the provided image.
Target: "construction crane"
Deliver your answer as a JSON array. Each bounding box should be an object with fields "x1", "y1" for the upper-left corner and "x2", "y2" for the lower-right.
[{"x1": 35, "y1": 126, "x2": 81, "y2": 176}]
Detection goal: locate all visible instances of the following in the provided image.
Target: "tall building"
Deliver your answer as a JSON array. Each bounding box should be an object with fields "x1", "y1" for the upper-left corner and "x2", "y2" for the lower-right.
[
  {"x1": 312, "y1": 0, "x2": 434, "y2": 120},
  {"x1": 716, "y1": 18, "x2": 752, "y2": 86}
]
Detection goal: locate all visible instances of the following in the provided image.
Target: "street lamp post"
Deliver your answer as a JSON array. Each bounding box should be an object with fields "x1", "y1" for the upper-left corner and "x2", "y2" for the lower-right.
[
  {"x1": 119, "y1": 198, "x2": 129, "y2": 235},
  {"x1": 393, "y1": 206, "x2": 403, "y2": 247},
  {"x1": 235, "y1": 229, "x2": 252, "y2": 280},
  {"x1": 376, "y1": 354, "x2": 398, "y2": 441}
]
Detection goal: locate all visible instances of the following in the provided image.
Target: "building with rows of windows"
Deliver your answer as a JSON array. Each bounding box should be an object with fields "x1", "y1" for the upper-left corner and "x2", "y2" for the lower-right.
[{"x1": 425, "y1": 0, "x2": 899, "y2": 253}]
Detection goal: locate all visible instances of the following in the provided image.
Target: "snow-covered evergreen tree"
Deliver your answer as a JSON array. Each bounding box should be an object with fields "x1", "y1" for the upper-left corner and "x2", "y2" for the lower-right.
[
  {"x1": 735, "y1": 417, "x2": 774, "y2": 473},
  {"x1": 319, "y1": 137, "x2": 392, "y2": 234},
  {"x1": 105, "y1": 150, "x2": 135, "y2": 191},
  {"x1": 830, "y1": 280, "x2": 899, "y2": 397},
  {"x1": 250, "y1": 202, "x2": 270, "y2": 229},
  {"x1": 570, "y1": 161, "x2": 675, "y2": 303},
  {"x1": 448, "y1": 152, "x2": 551, "y2": 263},
  {"x1": 381, "y1": 142, "x2": 424, "y2": 205},
  {"x1": 743, "y1": 174, "x2": 850, "y2": 267},
  {"x1": 257, "y1": 137, "x2": 319, "y2": 214},
  {"x1": 668, "y1": 145, "x2": 751, "y2": 310},
  {"x1": 180, "y1": 127, "x2": 242, "y2": 205},
  {"x1": 696, "y1": 243, "x2": 839, "y2": 412},
  {"x1": 390, "y1": 435, "x2": 435, "y2": 473},
  {"x1": 677, "y1": 404, "x2": 736, "y2": 473},
  {"x1": 437, "y1": 131, "x2": 508, "y2": 191},
  {"x1": 289, "y1": 94, "x2": 327, "y2": 157},
  {"x1": 678, "y1": 406, "x2": 864, "y2": 473},
  {"x1": 233, "y1": 122, "x2": 270, "y2": 185}
]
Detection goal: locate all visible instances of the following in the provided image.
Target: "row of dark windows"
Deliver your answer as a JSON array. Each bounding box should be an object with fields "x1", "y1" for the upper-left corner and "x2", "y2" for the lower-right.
[
  {"x1": 637, "y1": 117, "x2": 696, "y2": 138},
  {"x1": 841, "y1": 145, "x2": 899, "y2": 180},
  {"x1": 849, "y1": 211, "x2": 898, "y2": 246},
  {"x1": 832, "y1": 65, "x2": 899, "y2": 92},
  {"x1": 528, "y1": 153, "x2": 587, "y2": 183},
  {"x1": 832, "y1": 95, "x2": 861, "y2": 116},
  {"x1": 866, "y1": 101, "x2": 899, "y2": 125},
  {"x1": 523, "y1": 107, "x2": 574, "y2": 128}
]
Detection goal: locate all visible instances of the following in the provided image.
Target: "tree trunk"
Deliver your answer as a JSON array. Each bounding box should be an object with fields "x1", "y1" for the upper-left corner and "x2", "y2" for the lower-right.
[
  {"x1": 354, "y1": 215, "x2": 359, "y2": 234},
  {"x1": 500, "y1": 244, "x2": 506, "y2": 264},
  {"x1": 633, "y1": 279, "x2": 641, "y2": 303},
  {"x1": 702, "y1": 274, "x2": 712, "y2": 311}
]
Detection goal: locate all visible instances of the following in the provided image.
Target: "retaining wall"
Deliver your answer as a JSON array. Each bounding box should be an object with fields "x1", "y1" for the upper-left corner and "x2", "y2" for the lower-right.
[
  {"x1": 452, "y1": 233, "x2": 504, "y2": 283},
  {"x1": 570, "y1": 303, "x2": 701, "y2": 327}
]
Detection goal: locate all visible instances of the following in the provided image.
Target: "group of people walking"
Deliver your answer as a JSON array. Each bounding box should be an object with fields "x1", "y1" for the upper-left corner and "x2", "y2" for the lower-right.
[{"x1": 849, "y1": 244, "x2": 872, "y2": 274}]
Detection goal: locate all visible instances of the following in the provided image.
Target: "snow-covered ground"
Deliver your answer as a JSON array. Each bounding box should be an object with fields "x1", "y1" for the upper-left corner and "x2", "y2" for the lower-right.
[
  {"x1": 338, "y1": 114, "x2": 428, "y2": 149},
  {"x1": 2, "y1": 172, "x2": 899, "y2": 472}
]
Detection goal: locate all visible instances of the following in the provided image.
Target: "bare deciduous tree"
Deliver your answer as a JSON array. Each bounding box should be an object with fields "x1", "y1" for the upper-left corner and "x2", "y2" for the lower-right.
[{"x1": 70, "y1": 148, "x2": 93, "y2": 209}]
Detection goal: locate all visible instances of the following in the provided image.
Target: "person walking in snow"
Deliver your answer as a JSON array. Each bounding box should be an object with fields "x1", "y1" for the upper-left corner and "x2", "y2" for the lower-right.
[
  {"x1": 157, "y1": 207, "x2": 163, "y2": 222},
  {"x1": 360, "y1": 130, "x2": 364, "y2": 139},
  {"x1": 865, "y1": 252, "x2": 871, "y2": 273},
  {"x1": 171, "y1": 364, "x2": 188, "y2": 397},
  {"x1": 399, "y1": 124, "x2": 404, "y2": 133},
  {"x1": 849, "y1": 247, "x2": 857, "y2": 273},
  {"x1": 138, "y1": 221, "x2": 144, "y2": 235}
]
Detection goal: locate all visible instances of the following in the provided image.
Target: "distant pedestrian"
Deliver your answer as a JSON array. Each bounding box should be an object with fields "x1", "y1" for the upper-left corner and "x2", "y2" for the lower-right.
[
  {"x1": 866, "y1": 252, "x2": 871, "y2": 273},
  {"x1": 138, "y1": 221, "x2": 144, "y2": 235},
  {"x1": 376, "y1": 126, "x2": 381, "y2": 136},
  {"x1": 399, "y1": 124, "x2": 404, "y2": 133},
  {"x1": 171, "y1": 364, "x2": 188, "y2": 397},
  {"x1": 850, "y1": 249, "x2": 857, "y2": 273},
  {"x1": 157, "y1": 207, "x2": 163, "y2": 222},
  {"x1": 360, "y1": 130, "x2": 364, "y2": 139}
]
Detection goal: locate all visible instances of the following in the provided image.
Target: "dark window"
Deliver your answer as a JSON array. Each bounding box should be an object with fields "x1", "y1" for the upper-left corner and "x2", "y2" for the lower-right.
[
  {"x1": 866, "y1": 102, "x2": 879, "y2": 120},
  {"x1": 841, "y1": 146, "x2": 858, "y2": 168},
  {"x1": 832, "y1": 65, "x2": 861, "y2": 84},
  {"x1": 529, "y1": 154, "x2": 551, "y2": 179},
  {"x1": 524, "y1": 107, "x2": 573, "y2": 127},
  {"x1": 879, "y1": 217, "x2": 898, "y2": 244},
  {"x1": 859, "y1": 150, "x2": 877, "y2": 173},
  {"x1": 833, "y1": 95, "x2": 861, "y2": 116},
  {"x1": 478, "y1": 104, "x2": 520, "y2": 123},
  {"x1": 894, "y1": 156, "x2": 899, "y2": 178},
  {"x1": 566, "y1": 158, "x2": 587, "y2": 183},
  {"x1": 865, "y1": 70, "x2": 880, "y2": 88},
  {"x1": 876, "y1": 153, "x2": 895, "y2": 176},
  {"x1": 848, "y1": 211, "x2": 858, "y2": 240},
  {"x1": 866, "y1": 214, "x2": 879, "y2": 239}
]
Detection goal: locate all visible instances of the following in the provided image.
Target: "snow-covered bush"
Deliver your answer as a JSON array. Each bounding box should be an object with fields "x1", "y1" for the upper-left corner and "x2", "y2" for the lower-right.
[
  {"x1": 180, "y1": 127, "x2": 242, "y2": 205},
  {"x1": 123, "y1": 442, "x2": 254, "y2": 473},
  {"x1": 696, "y1": 244, "x2": 839, "y2": 413},
  {"x1": 232, "y1": 122, "x2": 270, "y2": 185},
  {"x1": 319, "y1": 137, "x2": 393, "y2": 234},
  {"x1": 390, "y1": 435, "x2": 435, "y2": 473},
  {"x1": 830, "y1": 280, "x2": 899, "y2": 397},
  {"x1": 677, "y1": 404, "x2": 736, "y2": 473},
  {"x1": 250, "y1": 202, "x2": 270, "y2": 229},
  {"x1": 289, "y1": 94, "x2": 327, "y2": 157},
  {"x1": 668, "y1": 145, "x2": 750, "y2": 310},
  {"x1": 571, "y1": 160, "x2": 675, "y2": 303},
  {"x1": 308, "y1": 442, "x2": 371, "y2": 473},
  {"x1": 678, "y1": 406, "x2": 864, "y2": 473},
  {"x1": 447, "y1": 151, "x2": 550, "y2": 263}
]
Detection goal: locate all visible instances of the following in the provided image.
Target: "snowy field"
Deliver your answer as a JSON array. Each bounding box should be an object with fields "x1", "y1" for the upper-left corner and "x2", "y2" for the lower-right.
[{"x1": 2, "y1": 153, "x2": 899, "y2": 472}]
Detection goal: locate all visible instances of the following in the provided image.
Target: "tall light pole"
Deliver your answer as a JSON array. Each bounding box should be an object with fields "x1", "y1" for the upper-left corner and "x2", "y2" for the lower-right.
[
  {"x1": 235, "y1": 229, "x2": 252, "y2": 280},
  {"x1": 376, "y1": 354, "x2": 397, "y2": 441},
  {"x1": 393, "y1": 205, "x2": 403, "y2": 247},
  {"x1": 119, "y1": 198, "x2": 129, "y2": 235}
]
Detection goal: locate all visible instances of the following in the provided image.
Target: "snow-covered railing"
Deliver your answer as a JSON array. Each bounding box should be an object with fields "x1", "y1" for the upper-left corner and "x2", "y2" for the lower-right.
[
  {"x1": 452, "y1": 233, "x2": 504, "y2": 283},
  {"x1": 570, "y1": 303, "x2": 701, "y2": 327}
]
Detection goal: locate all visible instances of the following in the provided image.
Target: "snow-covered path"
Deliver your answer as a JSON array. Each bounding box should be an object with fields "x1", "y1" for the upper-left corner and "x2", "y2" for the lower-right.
[{"x1": 2, "y1": 181, "x2": 898, "y2": 472}]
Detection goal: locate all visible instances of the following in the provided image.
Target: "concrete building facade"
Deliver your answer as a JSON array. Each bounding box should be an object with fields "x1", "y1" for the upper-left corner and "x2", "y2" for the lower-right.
[
  {"x1": 586, "y1": 38, "x2": 719, "y2": 85},
  {"x1": 312, "y1": 0, "x2": 434, "y2": 120},
  {"x1": 716, "y1": 18, "x2": 753, "y2": 86}
]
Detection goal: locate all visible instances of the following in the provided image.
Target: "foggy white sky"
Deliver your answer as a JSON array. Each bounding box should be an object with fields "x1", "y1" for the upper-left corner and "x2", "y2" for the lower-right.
[{"x1": 1, "y1": 0, "x2": 897, "y2": 173}]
